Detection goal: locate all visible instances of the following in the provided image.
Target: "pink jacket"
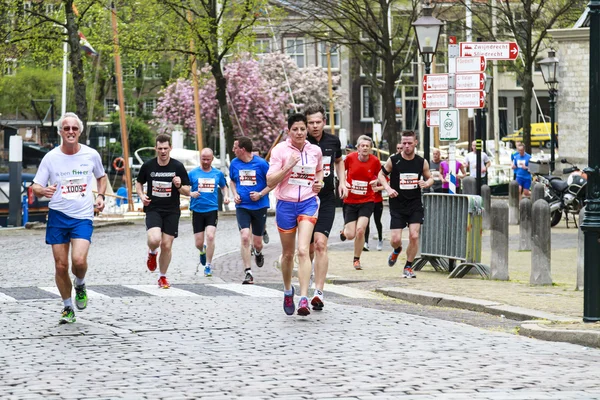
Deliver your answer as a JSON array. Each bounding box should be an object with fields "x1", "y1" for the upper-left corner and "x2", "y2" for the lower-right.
[{"x1": 267, "y1": 138, "x2": 323, "y2": 202}]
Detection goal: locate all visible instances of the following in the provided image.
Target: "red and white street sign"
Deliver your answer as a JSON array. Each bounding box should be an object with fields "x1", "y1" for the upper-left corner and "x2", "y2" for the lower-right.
[
  {"x1": 448, "y1": 36, "x2": 457, "y2": 45},
  {"x1": 455, "y1": 73, "x2": 486, "y2": 91},
  {"x1": 455, "y1": 56, "x2": 486, "y2": 73},
  {"x1": 423, "y1": 74, "x2": 449, "y2": 92},
  {"x1": 422, "y1": 92, "x2": 449, "y2": 110},
  {"x1": 459, "y1": 42, "x2": 519, "y2": 60},
  {"x1": 427, "y1": 110, "x2": 439, "y2": 127},
  {"x1": 454, "y1": 90, "x2": 485, "y2": 109}
]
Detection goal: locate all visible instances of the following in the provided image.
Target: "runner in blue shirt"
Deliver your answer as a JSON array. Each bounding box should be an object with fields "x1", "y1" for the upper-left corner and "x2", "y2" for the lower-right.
[
  {"x1": 188, "y1": 148, "x2": 229, "y2": 277},
  {"x1": 512, "y1": 143, "x2": 532, "y2": 200}
]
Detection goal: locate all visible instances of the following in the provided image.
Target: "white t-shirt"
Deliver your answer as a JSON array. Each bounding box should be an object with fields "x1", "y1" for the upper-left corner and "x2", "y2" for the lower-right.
[
  {"x1": 465, "y1": 151, "x2": 490, "y2": 177},
  {"x1": 33, "y1": 145, "x2": 105, "y2": 220}
]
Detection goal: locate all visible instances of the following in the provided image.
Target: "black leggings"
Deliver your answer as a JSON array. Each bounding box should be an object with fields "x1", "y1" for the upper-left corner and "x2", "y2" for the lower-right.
[{"x1": 365, "y1": 201, "x2": 383, "y2": 244}]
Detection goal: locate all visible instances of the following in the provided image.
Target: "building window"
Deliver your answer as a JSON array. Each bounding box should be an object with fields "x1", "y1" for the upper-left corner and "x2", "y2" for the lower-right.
[
  {"x1": 125, "y1": 103, "x2": 136, "y2": 117},
  {"x1": 122, "y1": 62, "x2": 136, "y2": 80},
  {"x1": 361, "y1": 86, "x2": 381, "y2": 121},
  {"x1": 144, "y1": 98, "x2": 157, "y2": 114},
  {"x1": 360, "y1": 52, "x2": 382, "y2": 76},
  {"x1": 104, "y1": 99, "x2": 116, "y2": 117},
  {"x1": 285, "y1": 38, "x2": 305, "y2": 68},
  {"x1": 319, "y1": 43, "x2": 339, "y2": 70},
  {"x1": 255, "y1": 38, "x2": 272, "y2": 56},
  {"x1": 45, "y1": 3, "x2": 55, "y2": 14},
  {"x1": 325, "y1": 109, "x2": 341, "y2": 129},
  {"x1": 3, "y1": 58, "x2": 17, "y2": 76},
  {"x1": 23, "y1": 1, "x2": 31, "y2": 10},
  {"x1": 143, "y1": 62, "x2": 161, "y2": 80}
]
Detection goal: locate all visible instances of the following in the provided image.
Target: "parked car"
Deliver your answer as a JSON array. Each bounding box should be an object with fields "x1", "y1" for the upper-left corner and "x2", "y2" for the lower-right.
[
  {"x1": 22, "y1": 142, "x2": 50, "y2": 168},
  {"x1": 501, "y1": 123, "x2": 558, "y2": 149},
  {"x1": 0, "y1": 173, "x2": 50, "y2": 227}
]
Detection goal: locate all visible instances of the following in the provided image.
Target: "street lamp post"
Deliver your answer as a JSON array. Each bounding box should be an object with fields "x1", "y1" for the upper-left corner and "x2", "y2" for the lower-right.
[
  {"x1": 482, "y1": 76, "x2": 493, "y2": 154},
  {"x1": 581, "y1": 0, "x2": 600, "y2": 322},
  {"x1": 412, "y1": 2, "x2": 443, "y2": 162},
  {"x1": 538, "y1": 50, "x2": 559, "y2": 173}
]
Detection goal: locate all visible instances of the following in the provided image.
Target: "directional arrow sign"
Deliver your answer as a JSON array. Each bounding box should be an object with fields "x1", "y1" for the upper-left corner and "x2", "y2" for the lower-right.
[
  {"x1": 422, "y1": 92, "x2": 449, "y2": 110},
  {"x1": 454, "y1": 90, "x2": 486, "y2": 109},
  {"x1": 423, "y1": 74, "x2": 449, "y2": 92},
  {"x1": 455, "y1": 73, "x2": 486, "y2": 91},
  {"x1": 459, "y1": 41, "x2": 519, "y2": 60},
  {"x1": 439, "y1": 108, "x2": 459, "y2": 141},
  {"x1": 455, "y1": 56, "x2": 486, "y2": 73},
  {"x1": 427, "y1": 110, "x2": 439, "y2": 127}
]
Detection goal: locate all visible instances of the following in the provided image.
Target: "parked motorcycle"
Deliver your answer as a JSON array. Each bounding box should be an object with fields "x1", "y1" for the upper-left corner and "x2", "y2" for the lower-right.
[{"x1": 534, "y1": 159, "x2": 587, "y2": 227}]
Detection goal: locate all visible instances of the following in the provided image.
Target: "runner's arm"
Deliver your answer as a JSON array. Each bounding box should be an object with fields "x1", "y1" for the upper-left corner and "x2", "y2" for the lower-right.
[
  {"x1": 334, "y1": 156, "x2": 347, "y2": 198},
  {"x1": 420, "y1": 160, "x2": 434, "y2": 188}
]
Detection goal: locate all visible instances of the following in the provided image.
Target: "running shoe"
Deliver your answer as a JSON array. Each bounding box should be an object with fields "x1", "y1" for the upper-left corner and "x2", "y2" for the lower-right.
[
  {"x1": 297, "y1": 296, "x2": 310, "y2": 316},
  {"x1": 263, "y1": 230, "x2": 270, "y2": 244},
  {"x1": 376, "y1": 240, "x2": 383, "y2": 251},
  {"x1": 242, "y1": 270, "x2": 254, "y2": 284},
  {"x1": 255, "y1": 251, "x2": 264, "y2": 268},
  {"x1": 283, "y1": 286, "x2": 295, "y2": 315},
  {"x1": 403, "y1": 267, "x2": 417, "y2": 279},
  {"x1": 59, "y1": 306, "x2": 76, "y2": 324},
  {"x1": 311, "y1": 294, "x2": 324, "y2": 311},
  {"x1": 147, "y1": 251, "x2": 157, "y2": 272},
  {"x1": 340, "y1": 230, "x2": 346, "y2": 242},
  {"x1": 388, "y1": 247, "x2": 402, "y2": 267},
  {"x1": 73, "y1": 280, "x2": 88, "y2": 310},
  {"x1": 199, "y1": 244, "x2": 207, "y2": 266},
  {"x1": 158, "y1": 276, "x2": 171, "y2": 289},
  {"x1": 363, "y1": 242, "x2": 370, "y2": 251},
  {"x1": 204, "y1": 264, "x2": 213, "y2": 277},
  {"x1": 353, "y1": 259, "x2": 362, "y2": 270}
]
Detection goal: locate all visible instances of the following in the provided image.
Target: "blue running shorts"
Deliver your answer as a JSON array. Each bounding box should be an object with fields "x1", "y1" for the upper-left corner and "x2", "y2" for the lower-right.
[
  {"x1": 46, "y1": 209, "x2": 94, "y2": 245},
  {"x1": 275, "y1": 197, "x2": 319, "y2": 233}
]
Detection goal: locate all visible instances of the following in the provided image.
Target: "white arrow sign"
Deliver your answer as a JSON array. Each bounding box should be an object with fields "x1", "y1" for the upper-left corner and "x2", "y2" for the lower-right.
[
  {"x1": 423, "y1": 74, "x2": 449, "y2": 92},
  {"x1": 439, "y1": 108, "x2": 459, "y2": 141},
  {"x1": 455, "y1": 73, "x2": 486, "y2": 91},
  {"x1": 427, "y1": 110, "x2": 439, "y2": 127},
  {"x1": 455, "y1": 56, "x2": 486, "y2": 73},
  {"x1": 422, "y1": 92, "x2": 449, "y2": 110},
  {"x1": 454, "y1": 90, "x2": 486, "y2": 109},
  {"x1": 459, "y1": 42, "x2": 519, "y2": 60}
]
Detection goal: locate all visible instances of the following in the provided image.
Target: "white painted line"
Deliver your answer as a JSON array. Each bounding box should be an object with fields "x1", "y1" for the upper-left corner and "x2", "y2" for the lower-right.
[
  {"x1": 208, "y1": 283, "x2": 282, "y2": 298},
  {"x1": 325, "y1": 285, "x2": 380, "y2": 299},
  {"x1": 39, "y1": 286, "x2": 111, "y2": 299},
  {"x1": 0, "y1": 292, "x2": 17, "y2": 302},
  {"x1": 124, "y1": 285, "x2": 202, "y2": 297}
]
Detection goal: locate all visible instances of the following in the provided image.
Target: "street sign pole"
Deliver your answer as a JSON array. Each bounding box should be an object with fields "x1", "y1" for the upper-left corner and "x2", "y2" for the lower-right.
[{"x1": 448, "y1": 39, "x2": 459, "y2": 195}]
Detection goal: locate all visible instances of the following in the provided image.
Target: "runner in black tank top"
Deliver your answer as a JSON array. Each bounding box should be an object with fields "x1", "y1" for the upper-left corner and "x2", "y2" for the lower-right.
[{"x1": 379, "y1": 131, "x2": 433, "y2": 278}]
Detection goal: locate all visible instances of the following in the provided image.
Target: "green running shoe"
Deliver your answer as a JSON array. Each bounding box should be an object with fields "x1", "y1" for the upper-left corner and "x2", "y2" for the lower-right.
[
  {"x1": 74, "y1": 280, "x2": 88, "y2": 310},
  {"x1": 59, "y1": 307, "x2": 76, "y2": 324}
]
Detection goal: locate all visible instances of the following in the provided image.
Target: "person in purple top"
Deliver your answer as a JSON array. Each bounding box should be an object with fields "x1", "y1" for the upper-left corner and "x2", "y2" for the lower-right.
[{"x1": 440, "y1": 159, "x2": 466, "y2": 193}]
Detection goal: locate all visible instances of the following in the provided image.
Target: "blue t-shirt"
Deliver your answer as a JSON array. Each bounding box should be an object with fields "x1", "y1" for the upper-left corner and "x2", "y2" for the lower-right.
[
  {"x1": 188, "y1": 167, "x2": 227, "y2": 213},
  {"x1": 229, "y1": 155, "x2": 270, "y2": 210},
  {"x1": 513, "y1": 152, "x2": 532, "y2": 180}
]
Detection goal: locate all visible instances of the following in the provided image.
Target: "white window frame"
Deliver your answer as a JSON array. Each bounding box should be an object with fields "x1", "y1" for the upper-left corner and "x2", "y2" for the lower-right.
[
  {"x1": 125, "y1": 103, "x2": 136, "y2": 117},
  {"x1": 143, "y1": 62, "x2": 161, "y2": 80},
  {"x1": 325, "y1": 109, "x2": 341, "y2": 130},
  {"x1": 255, "y1": 38, "x2": 272, "y2": 56},
  {"x1": 144, "y1": 98, "x2": 157, "y2": 114},
  {"x1": 360, "y1": 85, "x2": 382, "y2": 121},
  {"x1": 319, "y1": 42, "x2": 340, "y2": 71},
  {"x1": 3, "y1": 58, "x2": 17, "y2": 76},
  {"x1": 104, "y1": 99, "x2": 116, "y2": 117},
  {"x1": 122, "y1": 62, "x2": 136, "y2": 80},
  {"x1": 360, "y1": 52, "x2": 382, "y2": 77},
  {"x1": 45, "y1": 3, "x2": 55, "y2": 14},
  {"x1": 285, "y1": 37, "x2": 305, "y2": 68}
]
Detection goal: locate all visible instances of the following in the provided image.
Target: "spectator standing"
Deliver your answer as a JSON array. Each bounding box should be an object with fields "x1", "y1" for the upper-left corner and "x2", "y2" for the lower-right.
[{"x1": 465, "y1": 140, "x2": 491, "y2": 185}]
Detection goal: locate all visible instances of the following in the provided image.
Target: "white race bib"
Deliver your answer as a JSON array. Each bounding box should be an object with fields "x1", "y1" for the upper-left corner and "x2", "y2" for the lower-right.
[
  {"x1": 289, "y1": 165, "x2": 316, "y2": 187},
  {"x1": 198, "y1": 178, "x2": 216, "y2": 193},
  {"x1": 350, "y1": 179, "x2": 368, "y2": 195},
  {"x1": 152, "y1": 180, "x2": 172, "y2": 197},
  {"x1": 239, "y1": 170, "x2": 257, "y2": 186},
  {"x1": 517, "y1": 160, "x2": 526, "y2": 169},
  {"x1": 399, "y1": 173, "x2": 419, "y2": 190},
  {"x1": 322, "y1": 156, "x2": 332, "y2": 178},
  {"x1": 61, "y1": 177, "x2": 87, "y2": 200}
]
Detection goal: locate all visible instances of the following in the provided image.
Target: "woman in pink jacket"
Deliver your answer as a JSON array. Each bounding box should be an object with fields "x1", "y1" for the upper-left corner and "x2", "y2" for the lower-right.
[{"x1": 267, "y1": 113, "x2": 324, "y2": 317}]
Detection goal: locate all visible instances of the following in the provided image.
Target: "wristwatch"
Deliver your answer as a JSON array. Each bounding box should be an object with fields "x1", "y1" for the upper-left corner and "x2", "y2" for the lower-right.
[{"x1": 98, "y1": 194, "x2": 105, "y2": 200}]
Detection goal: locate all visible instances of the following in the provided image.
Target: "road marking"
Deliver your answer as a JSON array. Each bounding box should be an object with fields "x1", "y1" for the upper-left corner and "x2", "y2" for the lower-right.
[
  {"x1": 39, "y1": 286, "x2": 111, "y2": 299},
  {"x1": 325, "y1": 285, "x2": 381, "y2": 299},
  {"x1": 0, "y1": 292, "x2": 17, "y2": 302},
  {"x1": 124, "y1": 285, "x2": 202, "y2": 297},
  {"x1": 209, "y1": 283, "x2": 282, "y2": 298}
]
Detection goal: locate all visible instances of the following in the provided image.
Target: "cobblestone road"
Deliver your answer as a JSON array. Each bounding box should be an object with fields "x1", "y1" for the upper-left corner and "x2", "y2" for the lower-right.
[{"x1": 1, "y1": 216, "x2": 598, "y2": 399}]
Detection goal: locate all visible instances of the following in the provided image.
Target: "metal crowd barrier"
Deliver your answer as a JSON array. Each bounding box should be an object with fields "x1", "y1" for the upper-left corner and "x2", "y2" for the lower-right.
[{"x1": 412, "y1": 193, "x2": 490, "y2": 279}]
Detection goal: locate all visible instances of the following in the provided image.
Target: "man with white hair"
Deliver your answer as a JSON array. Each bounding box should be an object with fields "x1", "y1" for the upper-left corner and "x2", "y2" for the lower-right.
[{"x1": 32, "y1": 112, "x2": 107, "y2": 324}]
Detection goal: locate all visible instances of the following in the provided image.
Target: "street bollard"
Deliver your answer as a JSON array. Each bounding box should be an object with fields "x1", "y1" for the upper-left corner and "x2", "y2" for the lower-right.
[
  {"x1": 462, "y1": 176, "x2": 476, "y2": 195},
  {"x1": 531, "y1": 182, "x2": 545, "y2": 204},
  {"x1": 482, "y1": 184, "x2": 491, "y2": 230},
  {"x1": 490, "y1": 201, "x2": 509, "y2": 281},
  {"x1": 577, "y1": 207, "x2": 585, "y2": 291},
  {"x1": 508, "y1": 180, "x2": 520, "y2": 225},
  {"x1": 519, "y1": 198, "x2": 532, "y2": 251},
  {"x1": 531, "y1": 199, "x2": 552, "y2": 285}
]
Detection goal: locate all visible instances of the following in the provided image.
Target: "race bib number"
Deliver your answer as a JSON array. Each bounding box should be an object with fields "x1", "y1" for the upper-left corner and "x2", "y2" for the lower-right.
[
  {"x1": 322, "y1": 156, "x2": 332, "y2": 178},
  {"x1": 289, "y1": 165, "x2": 316, "y2": 187},
  {"x1": 350, "y1": 179, "x2": 368, "y2": 195},
  {"x1": 431, "y1": 169, "x2": 441, "y2": 181},
  {"x1": 517, "y1": 160, "x2": 527, "y2": 169},
  {"x1": 399, "y1": 173, "x2": 419, "y2": 190},
  {"x1": 152, "y1": 180, "x2": 172, "y2": 197},
  {"x1": 198, "y1": 178, "x2": 216, "y2": 193},
  {"x1": 239, "y1": 170, "x2": 257, "y2": 186},
  {"x1": 61, "y1": 177, "x2": 87, "y2": 200}
]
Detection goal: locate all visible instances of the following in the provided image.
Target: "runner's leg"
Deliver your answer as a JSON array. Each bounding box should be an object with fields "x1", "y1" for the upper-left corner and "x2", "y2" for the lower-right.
[
  {"x1": 312, "y1": 232, "x2": 329, "y2": 291},
  {"x1": 158, "y1": 233, "x2": 175, "y2": 275},
  {"x1": 406, "y1": 223, "x2": 421, "y2": 262},
  {"x1": 52, "y1": 243, "x2": 72, "y2": 301},
  {"x1": 279, "y1": 231, "x2": 296, "y2": 291},
  {"x1": 353, "y1": 216, "x2": 369, "y2": 259},
  {"x1": 240, "y1": 228, "x2": 252, "y2": 270},
  {"x1": 296, "y1": 220, "x2": 315, "y2": 297},
  {"x1": 70, "y1": 239, "x2": 90, "y2": 280},
  {"x1": 205, "y1": 226, "x2": 217, "y2": 264}
]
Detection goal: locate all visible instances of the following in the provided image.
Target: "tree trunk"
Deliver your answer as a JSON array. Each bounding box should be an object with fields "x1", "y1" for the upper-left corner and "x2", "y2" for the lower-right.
[
  {"x1": 64, "y1": 0, "x2": 88, "y2": 141},
  {"x1": 382, "y1": 58, "x2": 397, "y2": 150},
  {"x1": 212, "y1": 62, "x2": 235, "y2": 161},
  {"x1": 521, "y1": 67, "x2": 534, "y2": 155}
]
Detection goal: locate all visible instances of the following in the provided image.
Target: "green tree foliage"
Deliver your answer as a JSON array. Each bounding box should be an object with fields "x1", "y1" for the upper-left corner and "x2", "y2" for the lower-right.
[{"x1": 109, "y1": 113, "x2": 155, "y2": 152}]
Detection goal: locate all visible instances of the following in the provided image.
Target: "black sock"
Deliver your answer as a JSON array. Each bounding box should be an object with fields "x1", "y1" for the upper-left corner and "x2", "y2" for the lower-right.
[
  {"x1": 353, "y1": 256, "x2": 360, "y2": 262},
  {"x1": 404, "y1": 261, "x2": 413, "y2": 269},
  {"x1": 394, "y1": 246, "x2": 402, "y2": 254},
  {"x1": 245, "y1": 268, "x2": 252, "y2": 273}
]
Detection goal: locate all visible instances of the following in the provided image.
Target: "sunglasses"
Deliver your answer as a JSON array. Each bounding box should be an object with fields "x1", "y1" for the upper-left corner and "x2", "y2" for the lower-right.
[{"x1": 63, "y1": 126, "x2": 80, "y2": 132}]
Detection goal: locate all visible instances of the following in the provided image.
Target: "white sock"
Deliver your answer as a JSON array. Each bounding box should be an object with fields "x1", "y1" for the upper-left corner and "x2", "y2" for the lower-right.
[
  {"x1": 63, "y1": 298, "x2": 73, "y2": 308},
  {"x1": 74, "y1": 277, "x2": 85, "y2": 286},
  {"x1": 284, "y1": 287, "x2": 293, "y2": 296},
  {"x1": 159, "y1": 273, "x2": 166, "y2": 278},
  {"x1": 314, "y1": 289, "x2": 324, "y2": 298},
  {"x1": 149, "y1": 249, "x2": 158, "y2": 255}
]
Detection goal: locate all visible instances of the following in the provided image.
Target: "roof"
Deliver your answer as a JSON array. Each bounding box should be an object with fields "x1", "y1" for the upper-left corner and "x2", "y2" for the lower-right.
[{"x1": 574, "y1": 7, "x2": 590, "y2": 28}]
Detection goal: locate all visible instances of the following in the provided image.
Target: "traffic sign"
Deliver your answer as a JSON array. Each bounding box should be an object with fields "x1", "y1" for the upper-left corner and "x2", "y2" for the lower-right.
[
  {"x1": 455, "y1": 56, "x2": 486, "y2": 73},
  {"x1": 439, "y1": 108, "x2": 459, "y2": 141},
  {"x1": 455, "y1": 73, "x2": 486, "y2": 91},
  {"x1": 459, "y1": 42, "x2": 519, "y2": 60},
  {"x1": 454, "y1": 90, "x2": 486, "y2": 109},
  {"x1": 427, "y1": 110, "x2": 439, "y2": 127},
  {"x1": 423, "y1": 74, "x2": 449, "y2": 92},
  {"x1": 422, "y1": 92, "x2": 449, "y2": 110}
]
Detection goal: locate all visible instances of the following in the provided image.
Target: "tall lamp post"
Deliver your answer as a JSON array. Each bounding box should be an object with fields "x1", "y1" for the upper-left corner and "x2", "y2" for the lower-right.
[
  {"x1": 412, "y1": 3, "x2": 443, "y2": 162},
  {"x1": 538, "y1": 50, "x2": 559, "y2": 173},
  {"x1": 581, "y1": 0, "x2": 600, "y2": 322},
  {"x1": 482, "y1": 76, "x2": 493, "y2": 154}
]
